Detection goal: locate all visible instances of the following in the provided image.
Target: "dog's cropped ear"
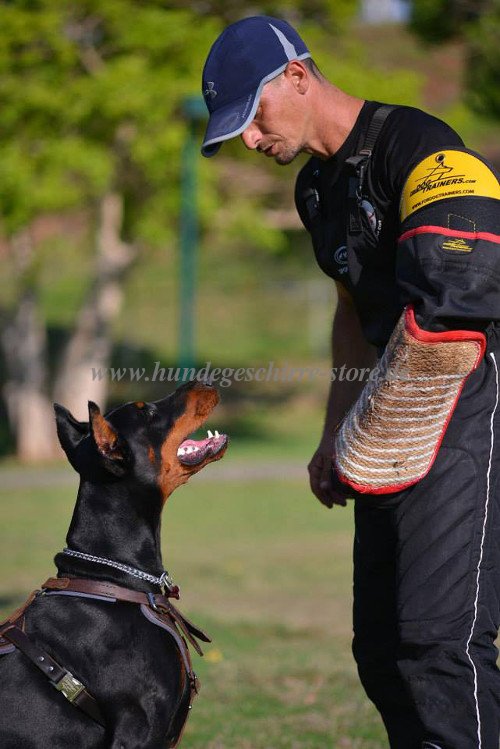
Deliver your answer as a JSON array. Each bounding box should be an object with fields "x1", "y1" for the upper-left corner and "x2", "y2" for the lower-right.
[
  {"x1": 88, "y1": 401, "x2": 128, "y2": 476},
  {"x1": 54, "y1": 403, "x2": 89, "y2": 465}
]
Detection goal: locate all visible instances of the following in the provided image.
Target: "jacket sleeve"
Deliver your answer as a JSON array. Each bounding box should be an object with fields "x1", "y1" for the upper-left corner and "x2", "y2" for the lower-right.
[{"x1": 397, "y1": 147, "x2": 500, "y2": 331}]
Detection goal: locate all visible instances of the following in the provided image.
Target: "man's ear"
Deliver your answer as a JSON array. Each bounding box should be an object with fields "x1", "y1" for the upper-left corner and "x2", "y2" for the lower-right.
[
  {"x1": 284, "y1": 59, "x2": 309, "y2": 94},
  {"x1": 88, "y1": 401, "x2": 127, "y2": 475},
  {"x1": 54, "y1": 403, "x2": 89, "y2": 460}
]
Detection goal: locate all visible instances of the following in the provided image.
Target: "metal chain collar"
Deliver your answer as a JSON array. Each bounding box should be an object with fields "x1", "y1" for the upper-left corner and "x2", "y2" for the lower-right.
[{"x1": 61, "y1": 548, "x2": 175, "y2": 594}]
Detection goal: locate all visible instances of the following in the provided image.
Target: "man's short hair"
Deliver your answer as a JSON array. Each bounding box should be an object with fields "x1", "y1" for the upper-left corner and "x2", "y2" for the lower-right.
[{"x1": 303, "y1": 57, "x2": 324, "y2": 81}]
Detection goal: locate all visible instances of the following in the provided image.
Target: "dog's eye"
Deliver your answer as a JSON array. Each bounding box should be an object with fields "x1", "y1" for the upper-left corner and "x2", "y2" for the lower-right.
[{"x1": 135, "y1": 402, "x2": 156, "y2": 420}]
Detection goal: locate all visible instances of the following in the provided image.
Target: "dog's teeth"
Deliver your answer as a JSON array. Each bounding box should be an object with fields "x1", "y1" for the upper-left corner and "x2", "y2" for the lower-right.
[
  {"x1": 207, "y1": 430, "x2": 214, "y2": 438},
  {"x1": 177, "y1": 445, "x2": 200, "y2": 456},
  {"x1": 214, "y1": 430, "x2": 220, "y2": 438}
]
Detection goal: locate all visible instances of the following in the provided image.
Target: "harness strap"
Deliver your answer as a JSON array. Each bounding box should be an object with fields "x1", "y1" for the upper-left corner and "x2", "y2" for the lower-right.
[
  {"x1": 0, "y1": 589, "x2": 38, "y2": 629},
  {"x1": 1, "y1": 578, "x2": 211, "y2": 743},
  {"x1": 1, "y1": 624, "x2": 105, "y2": 727},
  {"x1": 361, "y1": 104, "x2": 397, "y2": 155},
  {"x1": 42, "y1": 576, "x2": 180, "y2": 603},
  {"x1": 345, "y1": 104, "x2": 397, "y2": 233},
  {"x1": 140, "y1": 605, "x2": 198, "y2": 691},
  {"x1": 42, "y1": 577, "x2": 211, "y2": 651}
]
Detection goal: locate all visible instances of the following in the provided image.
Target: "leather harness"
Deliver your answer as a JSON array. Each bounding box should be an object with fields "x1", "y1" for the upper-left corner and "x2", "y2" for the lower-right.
[{"x1": 0, "y1": 577, "x2": 211, "y2": 745}]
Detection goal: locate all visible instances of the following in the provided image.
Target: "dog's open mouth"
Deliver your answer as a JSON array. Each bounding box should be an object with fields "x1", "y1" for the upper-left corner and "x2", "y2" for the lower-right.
[{"x1": 176, "y1": 428, "x2": 228, "y2": 466}]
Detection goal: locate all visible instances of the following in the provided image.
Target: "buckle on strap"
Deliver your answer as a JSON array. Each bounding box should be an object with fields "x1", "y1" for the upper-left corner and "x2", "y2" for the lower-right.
[
  {"x1": 190, "y1": 671, "x2": 200, "y2": 695},
  {"x1": 147, "y1": 591, "x2": 161, "y2": 612},
  {"x1": 54, "y1": 671, "x2": 85, "y2": 702}
]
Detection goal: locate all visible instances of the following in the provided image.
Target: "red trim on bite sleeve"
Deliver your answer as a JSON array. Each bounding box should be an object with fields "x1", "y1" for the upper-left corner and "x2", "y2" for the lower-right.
[{"x1": 404, "y1": 305, "x2": 486, "y2": 366}]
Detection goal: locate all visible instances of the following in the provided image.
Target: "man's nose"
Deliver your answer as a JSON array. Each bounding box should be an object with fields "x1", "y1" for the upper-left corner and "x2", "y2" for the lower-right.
[{"x1": 241, "y1": 122, "x2": 261, "y2": 150}]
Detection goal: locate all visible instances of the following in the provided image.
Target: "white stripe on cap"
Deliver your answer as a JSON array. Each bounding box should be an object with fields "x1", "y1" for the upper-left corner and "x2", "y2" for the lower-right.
[{"x1": 269, "y1": 23, "x2": 298, "y2": 60}]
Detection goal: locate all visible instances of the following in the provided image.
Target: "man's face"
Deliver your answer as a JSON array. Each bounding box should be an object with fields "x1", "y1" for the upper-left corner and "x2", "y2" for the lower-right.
[{"x1": 240, "y1": 72, "x2": 308, "y2": 165}]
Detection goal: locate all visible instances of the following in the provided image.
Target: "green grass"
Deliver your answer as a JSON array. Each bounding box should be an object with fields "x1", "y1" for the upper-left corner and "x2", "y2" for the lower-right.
[{"x1": 0, "y1": 470, "x2": 387, "y2": 748}]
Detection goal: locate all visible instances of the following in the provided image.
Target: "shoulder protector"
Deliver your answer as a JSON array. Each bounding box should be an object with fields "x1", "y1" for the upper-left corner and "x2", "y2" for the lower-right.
[
  {"x1": 400, "y1": 148, "x2": 500, "y2": 222},
  {"x1": 398, "y1": 148, "x2": 500, "y2": 329}
]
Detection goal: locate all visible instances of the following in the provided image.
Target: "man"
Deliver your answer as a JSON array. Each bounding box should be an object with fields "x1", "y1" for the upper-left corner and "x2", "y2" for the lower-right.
[{"x1": 201, "y1": 15, "x2": 500, "y2": 749}]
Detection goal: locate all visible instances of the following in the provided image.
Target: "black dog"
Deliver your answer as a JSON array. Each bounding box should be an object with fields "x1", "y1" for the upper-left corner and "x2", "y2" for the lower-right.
[{"x1": 0, "y1": 381, "x2": 228, "y2": 748}]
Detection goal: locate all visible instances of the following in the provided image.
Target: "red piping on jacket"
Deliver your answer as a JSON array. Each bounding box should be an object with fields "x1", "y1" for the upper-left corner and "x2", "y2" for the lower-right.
[{"x1": 399, "y1": 225, "x2": 500, "y2": 245}]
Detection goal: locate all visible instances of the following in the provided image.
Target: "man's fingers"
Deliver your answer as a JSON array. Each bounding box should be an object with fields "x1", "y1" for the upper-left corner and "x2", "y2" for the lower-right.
[
  {"x1": 308, "y1": 471, "x2": 332, "y2": 508},
  {"x1": 308, "y1": 450, "x2": 347, "y2": 508},
  {"x1": 318, "y1": 478, "x2": 347, "y2": 509}
]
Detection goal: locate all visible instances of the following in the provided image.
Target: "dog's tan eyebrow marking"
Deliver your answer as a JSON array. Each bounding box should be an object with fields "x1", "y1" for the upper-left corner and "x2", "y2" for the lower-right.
[{"x1": 135, "y1": 401, "x2": 146, "y2": 409}]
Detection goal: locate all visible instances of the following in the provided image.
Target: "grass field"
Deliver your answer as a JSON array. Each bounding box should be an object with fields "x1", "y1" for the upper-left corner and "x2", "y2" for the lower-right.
[{"x1": 0, "y1": 460, "x2": 387, "y2": 748}]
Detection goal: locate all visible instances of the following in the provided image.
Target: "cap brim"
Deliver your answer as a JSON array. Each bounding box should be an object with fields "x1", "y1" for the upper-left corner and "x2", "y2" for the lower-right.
[{"x1": 201, "y1": 89, "x2": 260, "y2": 157}]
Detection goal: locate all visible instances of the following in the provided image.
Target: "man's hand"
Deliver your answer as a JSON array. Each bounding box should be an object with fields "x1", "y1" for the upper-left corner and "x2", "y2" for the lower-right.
[
  {"x1": 308, "y1": 440, "x2": 348, "y2": 508},
  {"x1": 308, "y1": 284, "x2": 376, "y2": 508}
]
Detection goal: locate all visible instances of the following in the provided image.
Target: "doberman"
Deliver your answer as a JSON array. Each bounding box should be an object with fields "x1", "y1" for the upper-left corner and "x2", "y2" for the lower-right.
[{"x1": 0, "y1": 381, "x2": 228, "y2": 748}]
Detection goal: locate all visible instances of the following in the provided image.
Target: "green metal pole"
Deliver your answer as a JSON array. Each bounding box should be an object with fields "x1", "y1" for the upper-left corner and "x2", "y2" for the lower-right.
[{"x1": 178, "y1": 96, "x2": 206, "y2": 373}]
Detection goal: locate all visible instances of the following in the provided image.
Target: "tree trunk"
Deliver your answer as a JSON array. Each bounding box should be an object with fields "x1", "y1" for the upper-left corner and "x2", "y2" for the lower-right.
[
  {"x1": 53, "y1": 192, "x2": 137, "y2": 420},
  {"x1": 1, "y1": 231, "x2": 59, "y2": 461}
]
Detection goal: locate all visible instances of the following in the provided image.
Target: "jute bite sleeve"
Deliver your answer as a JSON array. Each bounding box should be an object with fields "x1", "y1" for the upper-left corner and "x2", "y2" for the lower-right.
[{"x1": 334, "y1": 306, "x2": 486, "y2": 494}]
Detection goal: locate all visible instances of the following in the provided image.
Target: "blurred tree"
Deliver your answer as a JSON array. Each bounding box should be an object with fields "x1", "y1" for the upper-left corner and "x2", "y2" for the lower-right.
[
  {"x1": 410, "y1": 0, "x2": 483, "y2": 42},
  {"x1": 0, "y1": 0, "x2": 220, "y2": 458},
  {"x1": 0, "y1": 0, "x2": 420, "y2": 460},
  {"x1": 166, "y1": 0, "x2": 356, "y2": 29},
  {"x1": 466, "y1": 1, "x2": 500, "y2": 119},
  {"x1": 410, "y1": 0, "x2": 499, "y2": 119}
]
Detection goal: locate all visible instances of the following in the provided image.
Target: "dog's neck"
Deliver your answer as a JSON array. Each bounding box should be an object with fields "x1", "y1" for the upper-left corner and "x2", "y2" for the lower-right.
[{"x1": 54, "y1": 478, "x2": 166, "y2": 591}]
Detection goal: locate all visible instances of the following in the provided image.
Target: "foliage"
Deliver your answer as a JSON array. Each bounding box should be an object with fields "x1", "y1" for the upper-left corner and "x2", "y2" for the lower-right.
[
  {"x1": 409, "y1": 0, "x2": 500, "y2": 120},
  {"x1": 165, "y1": 0, "x2": 357, "y2": 30},
  {"x1": 465, "y1": 1, "x2": 500, "y2": 119},
  {"x1": 0, "y1": 1, "x2": 422, "y2": 253},
  {"x1": 410, "y1": 0, "x2": 483, "y2": 43},
  {"x1": 0, "y1": 0, "x2": 219, "y2": 243},
  {"x1": 303, "y1": 23, "x2": 423, "y2": 106}
]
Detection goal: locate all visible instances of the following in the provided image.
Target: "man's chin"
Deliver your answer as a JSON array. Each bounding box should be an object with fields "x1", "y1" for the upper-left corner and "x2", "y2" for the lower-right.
[{"x1": 275, "y1": 149, "x2": 300, "y2": 166}]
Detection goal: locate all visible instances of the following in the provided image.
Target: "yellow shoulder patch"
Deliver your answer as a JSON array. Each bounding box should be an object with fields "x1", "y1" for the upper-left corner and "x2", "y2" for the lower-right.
[{"x1": 400, "y1": 150, "x2": 500, "y2": 221}]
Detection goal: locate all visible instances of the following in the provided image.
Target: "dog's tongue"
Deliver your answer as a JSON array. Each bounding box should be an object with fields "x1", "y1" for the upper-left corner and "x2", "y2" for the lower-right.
[{"x1": 177, "y1": 431, "x2": 227, "y2": 465}]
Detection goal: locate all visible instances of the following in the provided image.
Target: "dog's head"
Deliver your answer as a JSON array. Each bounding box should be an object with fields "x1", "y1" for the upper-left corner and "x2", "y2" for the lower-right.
[{"x1": 54, "y1": 381, "x2": 228, "y2": 502}]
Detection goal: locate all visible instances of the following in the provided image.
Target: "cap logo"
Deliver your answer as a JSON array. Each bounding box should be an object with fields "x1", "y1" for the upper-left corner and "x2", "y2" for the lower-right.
[
  {"x1": 204, "y1": 81, "x2": 217, "y2": 99},
  {"x1": 268, "y1": 23, "x2": 298, "y2": 61}
]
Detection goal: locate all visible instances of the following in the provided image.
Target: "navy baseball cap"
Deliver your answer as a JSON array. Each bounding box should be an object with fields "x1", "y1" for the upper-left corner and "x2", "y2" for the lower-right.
[{"x1": 201, "y1": 16, "x2": 310, "y2": 157}]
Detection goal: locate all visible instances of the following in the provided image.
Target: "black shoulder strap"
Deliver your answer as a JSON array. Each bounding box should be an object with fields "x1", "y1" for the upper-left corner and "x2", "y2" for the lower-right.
[
  {"x1": 346, "y1": 104, "x2": 397, "y2": 169},
  {"x1": 361, "y1": 104, "x2": 396, "y2": 155},
  {"x1": 346, "y1": 105, "x2": 398, "y2": 233}
]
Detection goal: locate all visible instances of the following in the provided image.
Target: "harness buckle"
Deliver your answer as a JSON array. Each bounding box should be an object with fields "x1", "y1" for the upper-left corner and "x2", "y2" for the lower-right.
[
  {"x1": 159, "y1": 571, "x2": 175, "y2": 596},
  {"x1": 190, "y1": 671, "x2": 200, "y2": 694},
  {"x1": 54, "y1": 671, "x2": 85, "y2": 703},
  {"x1": 147, "y1": 591, "x2": 161, "y2": 612}
]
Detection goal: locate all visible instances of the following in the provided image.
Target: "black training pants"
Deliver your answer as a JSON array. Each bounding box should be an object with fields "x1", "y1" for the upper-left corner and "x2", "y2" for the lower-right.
[{"x1": 352, "y1": 330, "x2": 500, "y2": 749}]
